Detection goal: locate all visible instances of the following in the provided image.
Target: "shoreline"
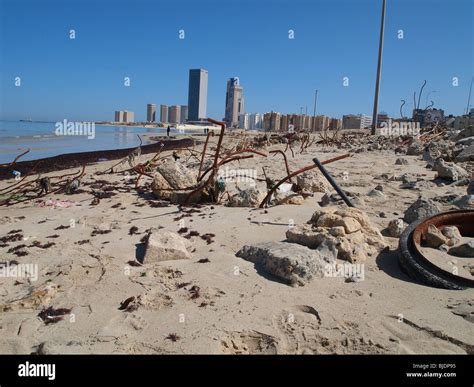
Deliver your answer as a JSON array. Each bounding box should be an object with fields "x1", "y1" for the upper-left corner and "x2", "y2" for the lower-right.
[{"x1": 0, "y1": 137, "x2": 194, "y2": 180}]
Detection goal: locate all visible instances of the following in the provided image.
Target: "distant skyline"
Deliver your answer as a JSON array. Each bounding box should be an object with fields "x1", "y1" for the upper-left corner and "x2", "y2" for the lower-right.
[{"x1": 1, "y1": 0, "x2": 472, "y2": 122}]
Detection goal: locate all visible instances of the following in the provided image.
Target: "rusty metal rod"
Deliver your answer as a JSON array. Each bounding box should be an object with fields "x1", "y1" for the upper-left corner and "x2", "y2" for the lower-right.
[
  {"x1": 198, "y1": 130, "x2": 215, "y2": 180},
  {"x1": 269, "y1": 150, "x2": 292, "y2": 183},
  {"x1": 259, "y1": 153, "x2": 351, "y2": 208}
]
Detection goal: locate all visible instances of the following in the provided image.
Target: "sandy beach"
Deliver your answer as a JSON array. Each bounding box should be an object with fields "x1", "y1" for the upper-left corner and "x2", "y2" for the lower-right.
[{"x1": 0, "y1": 131, "x2": 473, "y2": 355}]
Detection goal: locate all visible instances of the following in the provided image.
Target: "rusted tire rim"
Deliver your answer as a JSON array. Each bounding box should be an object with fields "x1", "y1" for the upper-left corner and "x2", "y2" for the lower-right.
[{"x1": 398, "y1": 210, "x2": 474, "y2": 290}]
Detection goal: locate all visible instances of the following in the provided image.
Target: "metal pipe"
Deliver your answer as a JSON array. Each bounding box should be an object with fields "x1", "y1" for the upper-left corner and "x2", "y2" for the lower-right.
[{"x1": 312, "y1": 157, "x2": 354, "y2": 208}]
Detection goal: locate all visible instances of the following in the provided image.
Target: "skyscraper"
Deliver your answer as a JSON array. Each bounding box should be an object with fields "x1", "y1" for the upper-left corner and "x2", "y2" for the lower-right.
[
  {"x1": 180, "y1": 105, "x2": 188, "y2": 124},
  {"x1": 224, "y1": 77, "x2": 244, "y2": 128},
  {"x1": 168, "y1": 105, "x2": 181, "y2": 125},
  {"x1": 188, "y1": 69, "x2": 208, "y2": 121},
  {"x1": 115, "y1": 111, "x2": 124, "y2": 122},
  {"x1": 160, "y1": 104, "x2": 168, "y2": 123},
  {"x1": 147, "y1": 104, "x2": 156, "y2": 122}
]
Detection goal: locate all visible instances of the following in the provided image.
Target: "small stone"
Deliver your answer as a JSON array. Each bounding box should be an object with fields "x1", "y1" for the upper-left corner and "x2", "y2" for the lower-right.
[
  {"x1": 467, "y1": 180, "x2": 474, "y2": 195},
  {"x1": 455, "y1": 145, "x2": 474, "y2": 162},
  {"x1": 449, "y1": 241, "x2": 474, "y2": 257},
  {"x1": 229, "y1": 187, "x2": 266, "y2": 208},
  {"x1": 368, "y1": 189, "x2": 385, "y2": 197},
  {"x1": 296, "y1": 171, "x2": 330, "y2": 193},
  {"x1": 451, "y1": 194, "x2": 474, "y2": 209},
  {"x1": 395, "y1": 158, "x2": 409, "y2": 165},
  {"x1": 425, "y1": 224, "x2": 449, "y2": 248},
  {"x1": 335, "y1": 217, "x2": 361, "y2": 234},
  {"x1": 386, "y1": 218, "x2": 407, "y2": 238},
  {"x1": 441, "y1": 226, "x2": 462, "y2": 246},
  {"x1": 328, "y1": 226, "x2": 345, "y2": 237},
  {"x1": 374, "y1": 184, "x2": 384, "y2": 192},
  {"x1": 403, "y1": 198, "x2": 441, "y2": 224},
  {"x1": 433, "y1": 158, "x2": 468, "y2": 182},
  {"x1": 143, "y1": 230, "x2": 192, "y2": 263}
]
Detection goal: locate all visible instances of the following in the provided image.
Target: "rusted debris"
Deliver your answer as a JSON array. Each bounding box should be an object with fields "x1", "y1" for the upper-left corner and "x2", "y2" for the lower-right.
[
  {"x1": 259, "y1": 153, "x2": 351, "y2": 208},
  {"x1": 399, "y1": 210, "x2": 474, "y2": 290}
]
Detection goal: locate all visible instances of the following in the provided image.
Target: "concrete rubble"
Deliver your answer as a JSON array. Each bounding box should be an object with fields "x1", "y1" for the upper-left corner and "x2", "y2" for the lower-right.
[
  {"x1": 143, "y1": 229, "x2": 192, "y2": 263},
  {"x1": 236, "y1": 241, "x2": 337, "y2": 287},
  {"x1": 403, "y1": 197, "x2": 441, "y2": 224},
  {"x1": 286, "y1": 207, "x2": 387, "y2": 263}
]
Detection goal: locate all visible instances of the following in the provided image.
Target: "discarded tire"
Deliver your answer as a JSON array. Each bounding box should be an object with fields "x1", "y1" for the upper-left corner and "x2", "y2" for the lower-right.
[{"x1": 398, "y1": 210, "x2": 474, "y2": 290}]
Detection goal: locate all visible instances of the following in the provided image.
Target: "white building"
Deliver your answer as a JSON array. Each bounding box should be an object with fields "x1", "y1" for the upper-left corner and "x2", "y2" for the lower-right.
[
  {"x1": 238, "y1": 113, "x2": 249, "y2": 130},
  {"x1": 248, "y1": 113, "x2": 263, "y2": 130}
]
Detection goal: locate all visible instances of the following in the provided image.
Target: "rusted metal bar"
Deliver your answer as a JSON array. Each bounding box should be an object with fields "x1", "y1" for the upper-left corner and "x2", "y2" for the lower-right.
[
  {"x1": 269, "y1": 150, "x2": 292, "y2": 183},
  {"x1": 198, "y1": 130, "x2": 215, "y2": 180},
  {"x1": 259, "y1": 153, "x2": 351, "y2": 208},
  {"x1": 0, "y1": 148, "x2": 30, "y2": 169}
]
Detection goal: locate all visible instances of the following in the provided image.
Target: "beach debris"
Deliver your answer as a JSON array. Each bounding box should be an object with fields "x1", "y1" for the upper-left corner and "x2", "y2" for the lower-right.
[
  {"x1": 38, "y1": 199, "x2": 74, "y2": 209},
  {"x1": 441, "y1": 226, "x2": 462, "y2": 246},
  {"x1": 38, "y1": 177, "x2": 51, "y2": 195},
  {"x1": 451, "y1": 194, "x2": 474, "y2": 209},
  {"x1": 118, "y1": 296, "x2": 139, "y2": 312},
  {"x1": 155, "y1": 161, "x2": 197, "y2": 190},
  {"x1": 0, "y1": 283, "x2": 59, "y2": 312},
  {"x1": 433, "y1": 158, "x2": 468, "y2": 181},
  {"x1": 143, "y1": 230, "x2": 192, "y2": 263},
  {"x1": 65, "y1": 178, "x2": 80, "y2": 194},
  {"x1": 468, "y1": 179, "x2": 474, "y2": 195},
  {"x1": 406, "y1": 140, "x2": 423, "y2": 155},
  {"x1": 312, "y1": 157, "x2": 355, "y2": 208},
  {"x1": 395, "y1": 158, "x2": 409, "y2": 165},
  {"x1": 296, "y1": 170, "x2": 330, "y2": 193},
  {"x1": 424, "y1": 224, "x2": 449, "y2": 248},
  {"x1": 286, "y1": 207, "x2": 387, "y2": 263},
  {"x1": 229, "y1": 187, "x2": 266, "y2": 207},
  {"x1": 0, "y1": 165, "x2": 85, "y2": 206},
  {"x1": 398, "y1": 210, "x2": 474, "y2": 289},
  {"x1": 386, "y1": 218, "x2": 407, "y2": 238},
  {"x1": 403, "y1": 197, "x2": 441, "y2": 224},
  {"x1": 236, "y1": 241, "x2": 337, "y2": 286},
  {"x1": 259, "y1": 154, "x2": 350, "y2": 208},
  {"x1": 165, "y1": 333, "x2": 181, "y2": 342},
  {"x1": 455, "y1": 145, "x2": 474, "y2": 162},
  {"x1": 449, "y1": 241, "x2": 474, "y2": 258},
  {"x1": 272, "y1": 191, "x2": 305, "y2": 205},
  {"x1": 37, "y1": 306, "x2": 71, "y2": 325}
]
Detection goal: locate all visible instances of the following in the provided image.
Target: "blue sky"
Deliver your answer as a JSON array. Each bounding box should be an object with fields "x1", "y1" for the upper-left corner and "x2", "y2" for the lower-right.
[{"x1": 0, "y1": 0, "x2": 472, "y2": 122}]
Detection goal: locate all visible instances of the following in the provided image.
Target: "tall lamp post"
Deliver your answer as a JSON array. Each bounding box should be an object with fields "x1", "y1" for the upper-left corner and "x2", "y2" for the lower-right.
[
  {"x1": 371, "y1": 0, "x2": 387, "y2": 135},
  {"x1": 313, "y1": 90, "x2": 318, "y2": 117}
]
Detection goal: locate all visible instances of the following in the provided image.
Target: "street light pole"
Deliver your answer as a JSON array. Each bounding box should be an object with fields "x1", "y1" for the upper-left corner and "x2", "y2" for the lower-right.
[
  {"x1": 371, "y1": 0, "x2": 386, "y2": 135},
  {"x1": 313, "y1": 90, "x2": 318, "y2": 117}
]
